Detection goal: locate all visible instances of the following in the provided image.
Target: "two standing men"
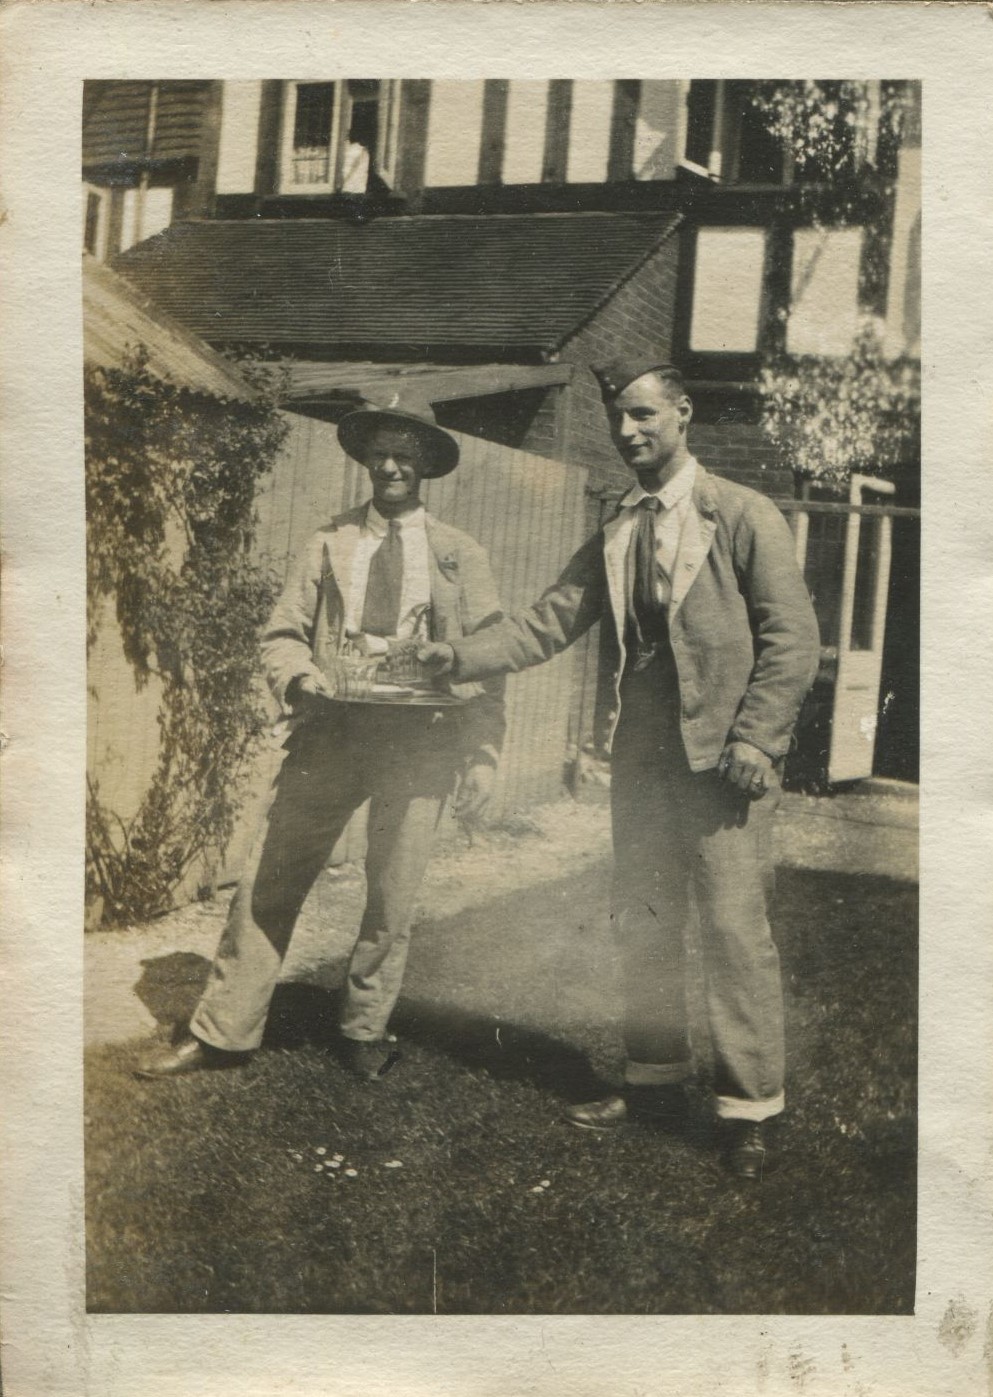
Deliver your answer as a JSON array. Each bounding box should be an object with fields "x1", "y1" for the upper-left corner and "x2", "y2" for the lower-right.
[
  {"x1": 419, "y1": 359, "x2": 820, "y2": 1179},
  {"x1": 140, "y1": 360, "x2": 819, "y2": 1182}
]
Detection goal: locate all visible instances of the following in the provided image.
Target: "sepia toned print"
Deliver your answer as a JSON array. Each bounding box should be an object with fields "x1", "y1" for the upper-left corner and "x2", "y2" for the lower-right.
[{"x1": 82, "y1": 77, "x2": 920, "y2": 1315}]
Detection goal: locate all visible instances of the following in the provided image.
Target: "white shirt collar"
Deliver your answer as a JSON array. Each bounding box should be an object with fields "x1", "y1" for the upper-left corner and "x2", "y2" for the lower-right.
[
  {"x1": 620, "y1": 457, "x2": 698, "y2": 512},
  {"x1": 366, "y1": 502, "x2": 427, "y2": 535}
]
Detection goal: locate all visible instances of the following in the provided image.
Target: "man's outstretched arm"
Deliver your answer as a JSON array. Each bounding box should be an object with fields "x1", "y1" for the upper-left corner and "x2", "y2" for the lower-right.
[{"x1": 420, "y1": 532, "x2": 607, "y2": 680}]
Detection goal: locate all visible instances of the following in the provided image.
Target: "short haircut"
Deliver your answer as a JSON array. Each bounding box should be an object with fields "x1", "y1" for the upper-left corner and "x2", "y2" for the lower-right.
[{"x1": 647, "y1": 367, "x2": 687, "y2": 401}]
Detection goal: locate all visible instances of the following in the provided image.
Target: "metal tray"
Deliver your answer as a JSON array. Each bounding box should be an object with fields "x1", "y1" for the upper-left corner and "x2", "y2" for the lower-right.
[{"x1": 327, "y1": 686, "x2": 465, "y2": 707}]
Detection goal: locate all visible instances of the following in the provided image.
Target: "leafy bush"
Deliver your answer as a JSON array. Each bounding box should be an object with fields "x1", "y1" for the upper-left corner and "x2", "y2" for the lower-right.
[
  {"x1": 759, "y1": 318, "x2": 920, "y2": 492},
  {"x1": 86, "y1": 348, "x2": 288, "y2": 925},
  {"x1": 748, "y1": 82, "x2": 920, "y2": 491}
]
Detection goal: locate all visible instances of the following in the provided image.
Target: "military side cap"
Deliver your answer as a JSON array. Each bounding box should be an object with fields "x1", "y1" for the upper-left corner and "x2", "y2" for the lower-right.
[
  {"x1": 337, "y1": 391, "x2": 459, "y2": 478},
  {"x1": 591, "y1": 357, "x2": 684, "y2": 400}
]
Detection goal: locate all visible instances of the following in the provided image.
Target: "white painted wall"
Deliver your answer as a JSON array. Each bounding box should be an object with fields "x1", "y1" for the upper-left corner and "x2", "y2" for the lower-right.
[
  {"x1": 634, "y1": 81, "x2": 679, "y2": 181},
  {"x1": 216, "y1": 81, "x2": 263, "y2": 195},
  {"x1": 502, "y1": 80, "x2": 548, "y2": 185},
  {"x1": 884, "y1": 146, "x2": 921, "y2": 358},
  {"x1": 690, "y1": 226, "x2": 766, "y2": 352},
  {"x1": 566, "y1": 82, "x2": 613, "y2": 184},
  {"x1": 787, "y1": 227, "x2": 863, "y2": 356},
  {"x1": 424, "y1": 80, "x2": 485, "y2": 187},
  {"x1": 118, "y1": 186, "x2": 174, "y2": 253}
]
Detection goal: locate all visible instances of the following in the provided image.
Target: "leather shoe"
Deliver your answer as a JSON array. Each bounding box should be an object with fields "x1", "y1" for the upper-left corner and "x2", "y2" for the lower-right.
[
  {"x1": 564, "y1": 1086, "x2": 688, "y2": 1132},
  {"x1": 722, "y1": 1120, "x2": 778, "y2": 1180},
  {"x1": 134, "y1": 1035, "x2": 248, "y2": 1079},
  {"x1": 338, "y1": 1036, "x2": 400, "y2": 1081}
]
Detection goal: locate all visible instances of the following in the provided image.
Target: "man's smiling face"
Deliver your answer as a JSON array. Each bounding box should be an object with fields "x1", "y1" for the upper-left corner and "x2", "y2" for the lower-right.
[
  {"x1": 606, "y1": 372, "x2": 692, "y2": 485},
  {"x1": 362, "y1": 427, "x2": 428, "y2": 512}
]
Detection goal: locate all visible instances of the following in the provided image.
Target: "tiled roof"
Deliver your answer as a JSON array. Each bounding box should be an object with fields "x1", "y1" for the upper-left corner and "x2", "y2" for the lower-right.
[
  {"x1": 83, "y1": 255, "x2": 256, "y2": 402},
  {"x1": 114, "y1": 212, "x2": 681, "y2": 354}
]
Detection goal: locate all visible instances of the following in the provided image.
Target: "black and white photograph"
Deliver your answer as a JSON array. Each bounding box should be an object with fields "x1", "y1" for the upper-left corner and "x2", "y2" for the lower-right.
[
  {"x1": 2, "y1": 3, "x2": 991, "y2": 1394},
  {"x1": 81, "y1": 74, "x2": 920, "y2": 1315}
]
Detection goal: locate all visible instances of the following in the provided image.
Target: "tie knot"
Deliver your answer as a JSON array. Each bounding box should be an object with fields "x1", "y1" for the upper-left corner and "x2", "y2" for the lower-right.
[
  {"x1": 640, "y1": 496, "x2": 662, "y2": 514},
  {"x1": 388, "y1": 518, "x2": 403, "y2": 534}
]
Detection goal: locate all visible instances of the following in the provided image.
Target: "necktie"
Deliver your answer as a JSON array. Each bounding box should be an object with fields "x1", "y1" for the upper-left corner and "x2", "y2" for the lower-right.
[
  {"x1": 361, "y1": 519, "x2": 404, "y2": 637},
  {"x1": 632, "y1": 495, "x2": 663, "y2": 615}
]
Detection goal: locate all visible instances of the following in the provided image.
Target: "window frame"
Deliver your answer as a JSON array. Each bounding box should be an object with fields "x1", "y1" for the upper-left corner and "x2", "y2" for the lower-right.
[{"x1": 277, "y1": 80, "x2": 400, "y2": 195}]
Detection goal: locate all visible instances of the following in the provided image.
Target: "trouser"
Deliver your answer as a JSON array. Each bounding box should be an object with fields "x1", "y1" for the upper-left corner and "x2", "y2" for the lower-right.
[
  {"x1": 610, "y1": 658, "x2": 785, "y2": 1122},
  {"x1": 191, "y1": 704, "x2": 462, "y2": 1052}
]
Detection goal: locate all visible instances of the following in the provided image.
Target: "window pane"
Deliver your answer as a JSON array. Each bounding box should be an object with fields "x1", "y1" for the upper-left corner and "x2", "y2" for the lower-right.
[
  {"x1": 690, "y1": 226, "x2": 766, "y2": 352},
  {"x1": 733, "y1": 92, "x2": 784, "y2": 183},
  {"x1": 787, "y1": 227, "x2": 862, "y2": 356},
  {"x1": 684, "y1": 81, "x2": 715, "y2": 169},
  {"x1": 293, "y1": 83, "x2": 334, "y2": 149},
  {"x1": 84, "y1": 191, "x2": 102, "y2": 254},
  {"x1": 292, "y1": 82, "x2": 335, "y2": 184}
]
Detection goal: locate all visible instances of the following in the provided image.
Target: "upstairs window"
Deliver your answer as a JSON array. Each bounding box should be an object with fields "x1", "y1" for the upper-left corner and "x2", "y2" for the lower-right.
[
  {"x1": 279, "y1": 80, "x2": 399, "y2": 194},
  {"x1": 682, "y1": 80, "x2": 866, "y2": 186},
  {"x1": 291, "y1": 82, "x2": 336, "y2": 184}
]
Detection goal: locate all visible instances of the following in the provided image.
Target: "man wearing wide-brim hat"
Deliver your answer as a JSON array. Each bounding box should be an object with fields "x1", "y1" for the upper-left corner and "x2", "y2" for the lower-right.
[
  {"x1": 137, "y1": 394, "x2": 505, "y2": 1083},
  {"x1": 420, "y1": 358, "x2": 820, "y2": 1180}
]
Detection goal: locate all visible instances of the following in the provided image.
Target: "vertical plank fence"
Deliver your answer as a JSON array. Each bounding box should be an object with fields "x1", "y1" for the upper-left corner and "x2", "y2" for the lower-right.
[{"x1": 87, "y1": 408, "x2": 591, "y2": 896}]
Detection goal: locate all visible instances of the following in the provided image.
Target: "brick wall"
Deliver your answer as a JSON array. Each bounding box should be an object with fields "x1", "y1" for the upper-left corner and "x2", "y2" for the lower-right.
[
  {"x1": 518, "y1": 231, "x2": 795, "y2": 501},
  {"x1": 689, "y1": 422, "x2": 794, "y2": 499}
]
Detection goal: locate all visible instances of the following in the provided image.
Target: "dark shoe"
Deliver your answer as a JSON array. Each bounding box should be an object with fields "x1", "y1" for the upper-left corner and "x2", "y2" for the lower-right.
[
  {"x1": 134, "y1": 1034, "x2": 250, "y2": 1080},
  {"x1": 564, "y1": 1086, "x2": 688, "y2": 1132},
  {"x1": 722, "y1": 1120, "x2": 778, "y2": 1180},
  {"x1": 338, "y1": 1036, "x2": 400, "y2": 1081}
]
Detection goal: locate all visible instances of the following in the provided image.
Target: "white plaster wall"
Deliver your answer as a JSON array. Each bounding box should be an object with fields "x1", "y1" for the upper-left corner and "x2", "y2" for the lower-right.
[
  {"x1": 788, "y1": 227, "x2": 863, "y2": 356},
  {"x1": 633, "y1": 81, "x2": 679, "y2": 181},
  {"x1": 884, "y1": 145, "x2": 922, "y2": 357},
  {"x1": 502, "y1": 80, "x2": 548, "y2": 185},
  {"x1": 690, "y1": 226, "x2": 766, "y2": 352},
  {"x1": 424, "y1": 79, "x2": 485, "y2": 187},
  {"x1": 566, "y1": 81, "x2": 613, "y2": 184},
  {"x1": 215, "y1": 80, "x2": 263, "y2": 194}
]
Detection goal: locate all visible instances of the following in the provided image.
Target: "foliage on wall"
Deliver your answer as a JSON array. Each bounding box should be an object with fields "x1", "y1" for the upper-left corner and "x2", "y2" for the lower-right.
[
  {"x1": 748, "y1": 80, "x2": 911, "y2": 211},
  {"x1": 86, "y1": 348, "x2": 288, "y2": 926},
  {"x1": 759, "y1": 319, "x2": 920, "y2": 491},
  {"x1": 749, "y1": 81, "x2": 920, "y2": 491}
]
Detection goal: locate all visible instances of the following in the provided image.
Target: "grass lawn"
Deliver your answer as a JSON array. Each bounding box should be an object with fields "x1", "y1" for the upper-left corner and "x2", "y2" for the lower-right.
[{"x1": 85, "y1": 851, "x2": 916, "y2": 1315}]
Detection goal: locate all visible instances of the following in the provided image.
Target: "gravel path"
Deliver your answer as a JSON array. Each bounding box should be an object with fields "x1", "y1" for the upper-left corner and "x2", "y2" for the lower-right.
[{"x1": 85, "y1": 787, "x2": 917, "y2": 1050}]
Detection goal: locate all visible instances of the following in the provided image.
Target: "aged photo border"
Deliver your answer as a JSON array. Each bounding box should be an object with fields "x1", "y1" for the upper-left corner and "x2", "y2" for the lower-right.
[{"x1": 2, "y1": 2, "x2": 991, "y2": 1394}]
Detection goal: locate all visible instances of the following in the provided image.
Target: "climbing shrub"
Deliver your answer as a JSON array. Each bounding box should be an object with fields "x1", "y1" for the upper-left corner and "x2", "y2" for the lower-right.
[
  {"x1": 86, "y1": 348, "x2": 288, "y2": 925},
  {"x1": 748, "y1": 81, "x2": 920, "y2": 491},
  {"x1": 759, "y1": 318, "x2": 920, "y2": 492}
]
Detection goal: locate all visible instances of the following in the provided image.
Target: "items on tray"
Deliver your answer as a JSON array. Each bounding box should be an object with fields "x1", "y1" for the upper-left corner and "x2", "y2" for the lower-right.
[{"x1": 321, "y1": 633, "x2": 444, "y2": 701}]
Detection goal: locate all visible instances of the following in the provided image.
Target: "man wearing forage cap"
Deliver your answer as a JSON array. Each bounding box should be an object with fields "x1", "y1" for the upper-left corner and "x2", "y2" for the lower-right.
[
  {"x1": 419, "y1": 358, "x2": 819, "y2": 1179},
  {"x1": 137, "y1": 394, "x2": 505, "y2": 1083}
]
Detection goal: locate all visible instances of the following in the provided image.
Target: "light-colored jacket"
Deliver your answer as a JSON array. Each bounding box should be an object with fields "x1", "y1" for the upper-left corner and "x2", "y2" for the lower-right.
[
  {"x1": 449, "y1": 466, "x2": 820, "y2": 770},
  {"x1": 262, "y1": 504, "x2": 506, "y2": 764}
]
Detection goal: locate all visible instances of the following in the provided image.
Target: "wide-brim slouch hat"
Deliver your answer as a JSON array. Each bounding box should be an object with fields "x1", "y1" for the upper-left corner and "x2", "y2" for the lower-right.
[{"x1": 337, "y1": 393, "x2": 459, "y2": 478}]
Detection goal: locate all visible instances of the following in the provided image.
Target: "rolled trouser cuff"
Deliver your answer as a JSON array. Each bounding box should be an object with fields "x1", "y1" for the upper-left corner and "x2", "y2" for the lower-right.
[
  {"x1": 624, "y1": 1059, "x2": 694, "y2": 1087},
  {"x1": 715, "y1": 1091, "x2": 785, "y2": 1122},
  {"x1": 189, "y1": 1007, "x2": 266, "y2": 1055}
]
